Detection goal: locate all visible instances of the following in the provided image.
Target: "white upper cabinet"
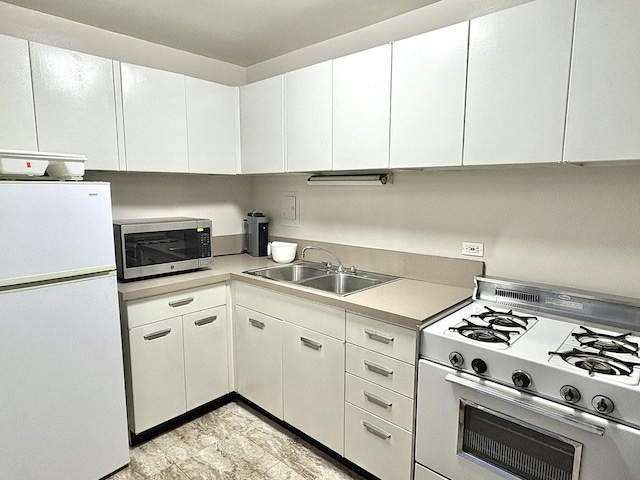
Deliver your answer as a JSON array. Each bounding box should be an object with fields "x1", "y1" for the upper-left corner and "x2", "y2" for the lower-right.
[
  {"x1": 240, "y1": 76, "x2": 285, "y2": 174},
  {"x1": 30, "y1": 43, "x2": 120, "y2": 171},
  {"x1": 390, "y1": 22, "x2": 468, "y2": 168},
  {"x1": 564, "y1": 1, "x2": 640, "y2": 163},
  {"x1": 463, "y1": 0, "x2": 575, "y2": 165},
  {"x1": 286, "y1": 61, "x2": 333, "y2": 172},
  {"x1": 333, "y1": 44, "x2": 392, "y2": 171},
  {"x1": 185, "y1": 77, "x2": 238, "y2": 174},
  {"x1": 121, "y1": 63, "x2": 189, "y2": 173},
  {"x1": 0, "y1": 34, "x2": 38, "y2": 151}
]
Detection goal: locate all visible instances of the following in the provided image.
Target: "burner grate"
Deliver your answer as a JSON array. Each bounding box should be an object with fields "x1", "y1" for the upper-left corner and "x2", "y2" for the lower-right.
[{"x1": 549, "y1": 348, "x2": 640, "y2": 377}]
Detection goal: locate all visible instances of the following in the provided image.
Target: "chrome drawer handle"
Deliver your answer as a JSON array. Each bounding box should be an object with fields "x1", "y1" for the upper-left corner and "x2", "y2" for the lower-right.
[
  {"x1": 249, "y1": 318, "x2": 265, "y2": 329},
  {"x1": 169, "y1": 297, "x2": 194, "y2": 308},
  {"x1": 300, "y1": 337, "x2": 322, "y2": 350},
  {"x1": 194, "y1": 315, "x2": 217, "y2": 327},
  {"x1": 362, "y1": 421, "x2": 391, "y2": 440},
  {"x1": 143, "y1": 328, "x2": 171, "y2": 341},
  {"x1": 364, "y1": 328, "x2": 394, "y2": 344},
  {"x1": 364, "y1": 360, "x2": 394, "y2": 377},
  {"x1": 363, "y1": 391, "x2": 393, "y2": 409}
]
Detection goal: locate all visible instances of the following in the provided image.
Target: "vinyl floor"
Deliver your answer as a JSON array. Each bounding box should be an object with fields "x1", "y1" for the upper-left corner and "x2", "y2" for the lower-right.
[{"x1": 106, "y1": 400, "x2": 364, "y2": 480}]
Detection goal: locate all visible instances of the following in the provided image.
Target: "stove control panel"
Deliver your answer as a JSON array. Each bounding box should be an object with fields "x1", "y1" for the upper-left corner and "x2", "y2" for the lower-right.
[
  {"x1": 560, "y1": 385, "x2": 581, "y2": 403},
  {"x1": 592, "y1": 395, "x2": 615, "y2": 414},
  {"x1": 512, "y1": 370, "x2": 532, "y2": 389}
]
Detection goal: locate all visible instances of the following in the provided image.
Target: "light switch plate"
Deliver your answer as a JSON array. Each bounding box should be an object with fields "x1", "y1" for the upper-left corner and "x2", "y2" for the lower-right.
[{"x1": 281, "y1": 191, "x2": 299, "y2": 227}]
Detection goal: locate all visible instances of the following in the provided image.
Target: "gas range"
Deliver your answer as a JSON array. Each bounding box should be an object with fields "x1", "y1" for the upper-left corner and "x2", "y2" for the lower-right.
[{"x1": 420, "y1": 276, "x2": 640, "y2": 429}]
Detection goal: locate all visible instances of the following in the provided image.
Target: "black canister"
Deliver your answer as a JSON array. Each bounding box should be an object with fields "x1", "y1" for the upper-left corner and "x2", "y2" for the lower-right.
[{"x1": 245, "y1": 211, "x2": 269, "y2": 256}]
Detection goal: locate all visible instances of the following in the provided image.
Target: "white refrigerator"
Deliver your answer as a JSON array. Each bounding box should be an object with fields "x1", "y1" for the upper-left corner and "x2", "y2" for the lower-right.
[{"x1": 0, "y1": 181, "x2": 130, "y2": 479}]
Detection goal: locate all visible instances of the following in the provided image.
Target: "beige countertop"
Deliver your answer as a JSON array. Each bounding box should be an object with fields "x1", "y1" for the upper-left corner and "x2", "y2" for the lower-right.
[{"x1": 118, "y1": 253, "x2": 473, "y2": 330}]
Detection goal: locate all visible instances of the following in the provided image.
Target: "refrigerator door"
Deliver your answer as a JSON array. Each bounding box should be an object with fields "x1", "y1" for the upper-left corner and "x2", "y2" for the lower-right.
[
  {"x1": 0, "y1": 273, "x2": 129, "y2": 479},
  {"x1": 0, "y1": 182, "x2": 116, "y2": 287}
]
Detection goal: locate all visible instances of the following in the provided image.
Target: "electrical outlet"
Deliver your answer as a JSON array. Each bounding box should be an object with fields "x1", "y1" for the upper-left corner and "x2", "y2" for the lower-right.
[{"x1": 462, "y1": 241, "x2": 484, "y2": 257}]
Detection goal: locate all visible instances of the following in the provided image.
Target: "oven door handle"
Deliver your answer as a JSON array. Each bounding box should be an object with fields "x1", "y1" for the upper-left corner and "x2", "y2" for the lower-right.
[{"x1": 445, "y1": 373, "x2": 605, "y2": 436}]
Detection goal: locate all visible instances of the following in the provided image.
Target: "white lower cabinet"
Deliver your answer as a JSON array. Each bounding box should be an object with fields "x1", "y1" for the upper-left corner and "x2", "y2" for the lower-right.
[
  {"x1": 121, "y1": 284, "x2": 229, "y2": 434},
  {"x1": 345, "y1": 403, "x2": 413, "y2": 480},
  {"x1": 234, "y1": 305, "x2": 283, "y2": 419},
  {"x1": 283, "y1": 322, "x2": 345, "y2": 454},
  {"x1": 414, "y1": 463, "x2": 448, "y2": 480}
]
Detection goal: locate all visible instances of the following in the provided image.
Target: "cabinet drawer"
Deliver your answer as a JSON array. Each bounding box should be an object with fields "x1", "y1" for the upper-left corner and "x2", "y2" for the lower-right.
[
  {"x1": 183, "y1": 306, "x2": 229, "y2": 410},
  {"x1": 345, "y1": 403, "x2": 412, "y2": 480},
  {"x1": 414, "y1": 464, "x2": 448, "y2": 480},
  {"x1": 126, "y1": 284, "x2": 226, "y2": 328},
  {"x1": 234, "y1": 282, "x2": 345, "y2": 340},
  {"x1": 346, "y1": 344, "x2": 415, "y2": 398},
  {"x1": 346, "y1": 312, "x2": 416, "y2": 364},
  {"x1": 127, "y1": 316, "x2": 186, "y2": 433},
  {"x1": 345, "y1": 373, "x2": 413, "y2": 432}
]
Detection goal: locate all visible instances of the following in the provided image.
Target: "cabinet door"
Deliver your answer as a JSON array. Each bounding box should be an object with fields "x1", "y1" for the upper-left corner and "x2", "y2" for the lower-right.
[
  {"x1": 30, "y1": 43, "x2": 120, "y2": 171},
  {"x1": 564, "y1": 1, "x2": 640, "y2": 162},
  {"x1": 234, "y1": 306, "x2": 283, "y2": 419},
  {"x1": 0, "y1": 34, "x2": 37, "y2": 151},
  {"x1": 127, "y1": 316, "x2": 185, "y2": 433},
  {"x1": 286, "y1": 61, "x2": 333, "y2": 172},
  {"x1": 282, "y1": 322, "x2": 345, "y2": 454},
  {"x1": 463, "y1": 0, "x2": 575, "y2": 165},
  {"x1": 240, "y1": 76, "x2": 285, "y2": 174},
  {"x1": 333, "y1": 44, "x2": 392, "y2": 170},
  {"x1": 121, "y1": 63, "x2": 188, "y2": 172},
  {"x1": 183, "y1": 306, "x2": 229, "y2": 410},
  {"x1": 390, "y1": 22, "x2": 468, "y2": 168},
  {"x1": 186, "y1": 77, "x2": 238, "y2": 174}
]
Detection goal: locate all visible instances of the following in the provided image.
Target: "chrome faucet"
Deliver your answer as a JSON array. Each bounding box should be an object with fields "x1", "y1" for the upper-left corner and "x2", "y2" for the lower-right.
[{"x1": 301, "y1": 246, "x2": 345, "y2": 273}]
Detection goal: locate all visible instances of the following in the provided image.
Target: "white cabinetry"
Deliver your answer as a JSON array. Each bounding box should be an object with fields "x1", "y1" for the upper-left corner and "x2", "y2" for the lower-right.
[
  {"x1": 333, "y1": 44, "x2": 392, "y2": 170},
  {"x1": 121, "y1": 63, "x2": 189, "y2": 173},
  {"x1": 121, "y1": 284, "x2": 229, "y2": 434},
  {"x1": 344, "y1": 312, "x2": 415, "y2": 480},
  {"x1": 390, "y1": 22, "x2": 468, "y2": 168},
  {"x1": 0, "y1": 34, "x2": 37, "y2": 151},
  {"x1": 239, "y1": 76, "x2": 285, "y2": 174},
  {"x1": 463, "y1": 0, "x2": 575, "y2": 165},
  {"x1": 564, "y1": 1, "x2": 640, "y2": 163},
  {"x1": 30, "y1": 43, "x2": 120, "y2": 171},
  {"x1": 185, "y1": 77, "x2": 238, "y2": 174},
  {"x1": 286, "y1": 61, "x2": 333, "y2": 172}
]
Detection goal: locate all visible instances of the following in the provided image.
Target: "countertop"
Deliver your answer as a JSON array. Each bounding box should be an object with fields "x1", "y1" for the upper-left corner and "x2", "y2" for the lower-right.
[{"x1": 117, "y1": 253, "x2": 473, "y2": 330}]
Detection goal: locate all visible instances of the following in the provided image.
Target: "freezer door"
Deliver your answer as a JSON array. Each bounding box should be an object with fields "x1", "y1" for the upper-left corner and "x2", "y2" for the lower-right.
[
  {"x1": 0, "y1": 273, "x2": 129, "y2": 479},
  {"x1": 0, "y1": 182, "x2": 116, "y2": 286}
]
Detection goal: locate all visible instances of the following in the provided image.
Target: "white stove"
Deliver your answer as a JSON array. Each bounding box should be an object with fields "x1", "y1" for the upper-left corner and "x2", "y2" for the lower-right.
[{"x1": 421, "y1": 277, "x2": 640, "y2": 428}]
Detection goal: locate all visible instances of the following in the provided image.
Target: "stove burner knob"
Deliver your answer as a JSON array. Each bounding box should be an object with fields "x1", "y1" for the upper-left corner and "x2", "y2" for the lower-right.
[
  {"x1": 592, "y1": 395, "x2": 614, "y2": 414},
  {"x1": 471, "y1": 358, "x2": 487, "y2": 374},
  {"x1": 512, "y1": 370, "x2": 532, "y2": 389},
  {"x1": 449, "y1": 352, "x2": 464, "y2": 367},
  {"x1": 560, "y1": 385, "x2": 581, "y2": 403}
]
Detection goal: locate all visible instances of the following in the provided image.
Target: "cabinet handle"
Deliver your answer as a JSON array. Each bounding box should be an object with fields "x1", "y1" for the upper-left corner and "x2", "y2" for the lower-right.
[
  {"x1": 194, "y1": 315, "x2": 217, "y2": 327},
  {"x1": 364, "y1": 360, "x2": 394, "y2": 377},
  {"x1": 143, "y1": 328, "x2": 171, "y2": 341},
  {"x1": 249, "y1": 318, "x2": 265, "y2": 329},
  {"x1": 169, "y1": 297, "x2": 194, "y2": 308},
  {"x1": 364, "y1": 328, "x2": 394, "y2": 344},
  {"x1": 300, "y1": 337, "x2": 322, "y2": 350},
  {"x1": 363, "y1": 391, "x2": 393, "y2": 409},
  {"x1": 362, "y1": 421, "x2": 391, "y2": 440}
]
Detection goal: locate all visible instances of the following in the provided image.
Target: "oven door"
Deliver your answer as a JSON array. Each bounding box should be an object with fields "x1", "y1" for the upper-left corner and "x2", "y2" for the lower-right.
[{"x1": 415, "y1": 360, "x2": 640, "y2": 480}]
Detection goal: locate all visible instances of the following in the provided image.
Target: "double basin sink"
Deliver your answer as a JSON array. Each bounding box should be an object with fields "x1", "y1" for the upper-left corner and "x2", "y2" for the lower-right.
[{"x1": 244, "y1": 262, "x2": 399, "y2": 296}]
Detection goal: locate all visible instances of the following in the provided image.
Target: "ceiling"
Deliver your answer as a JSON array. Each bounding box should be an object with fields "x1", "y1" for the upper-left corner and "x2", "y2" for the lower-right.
[{"x1": 2, "y1": 0, "x2": 441, "y2": 67}]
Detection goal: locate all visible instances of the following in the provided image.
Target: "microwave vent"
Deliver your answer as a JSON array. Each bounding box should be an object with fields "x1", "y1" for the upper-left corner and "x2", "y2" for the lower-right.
[{"x1": 495, "y1": 288, "x2": 539, "y2": 305}]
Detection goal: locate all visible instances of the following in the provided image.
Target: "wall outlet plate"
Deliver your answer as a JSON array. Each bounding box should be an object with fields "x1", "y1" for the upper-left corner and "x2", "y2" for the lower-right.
[
  {"x1": 462, "y1": 241, "x2": 484, "y2": 257},
  {"x1": 281, "y1": 191, "x2": 300, "y2": 227}
]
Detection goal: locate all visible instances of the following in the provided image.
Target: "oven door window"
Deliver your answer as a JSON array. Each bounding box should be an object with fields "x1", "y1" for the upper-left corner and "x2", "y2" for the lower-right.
[
  {"x1": 458, "y1": 400, "x2": 582, "y2": 480},
  {"x1": 124, "y1": 229, "x2": 204, "y2": 268}
]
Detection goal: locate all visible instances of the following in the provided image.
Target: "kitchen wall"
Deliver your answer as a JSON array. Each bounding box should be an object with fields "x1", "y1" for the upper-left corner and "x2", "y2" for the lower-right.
[{"x1": 251, "y1": 165, "x2": 640, "y2": 299}]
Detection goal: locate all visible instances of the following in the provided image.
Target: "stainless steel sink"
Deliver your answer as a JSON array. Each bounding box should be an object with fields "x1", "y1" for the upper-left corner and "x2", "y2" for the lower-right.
[{"x1": 244, "y1": 262, "x2": 398, "y2": 296}]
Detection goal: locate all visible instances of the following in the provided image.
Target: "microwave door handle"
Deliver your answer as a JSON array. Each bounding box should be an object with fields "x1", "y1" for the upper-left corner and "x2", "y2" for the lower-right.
[{"x1": 445, "y1": 374, "x2": 605, "y2": 436}]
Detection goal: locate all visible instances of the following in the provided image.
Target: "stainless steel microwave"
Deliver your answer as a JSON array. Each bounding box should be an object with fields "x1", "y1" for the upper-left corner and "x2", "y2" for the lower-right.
[{"x1": 113, "y1": 217, "x2": 212, "y2": 281}]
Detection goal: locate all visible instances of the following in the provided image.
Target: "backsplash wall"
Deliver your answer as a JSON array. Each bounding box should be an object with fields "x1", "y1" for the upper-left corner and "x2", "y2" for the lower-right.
[{"x1": 250, "y1": 164, "x2": 640, "y2": 299}]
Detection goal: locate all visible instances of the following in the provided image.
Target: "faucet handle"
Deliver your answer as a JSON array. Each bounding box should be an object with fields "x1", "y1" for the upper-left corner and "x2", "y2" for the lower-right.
[{"x1": 349, "y1": 265, "x2": 358, "y2": 274}]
